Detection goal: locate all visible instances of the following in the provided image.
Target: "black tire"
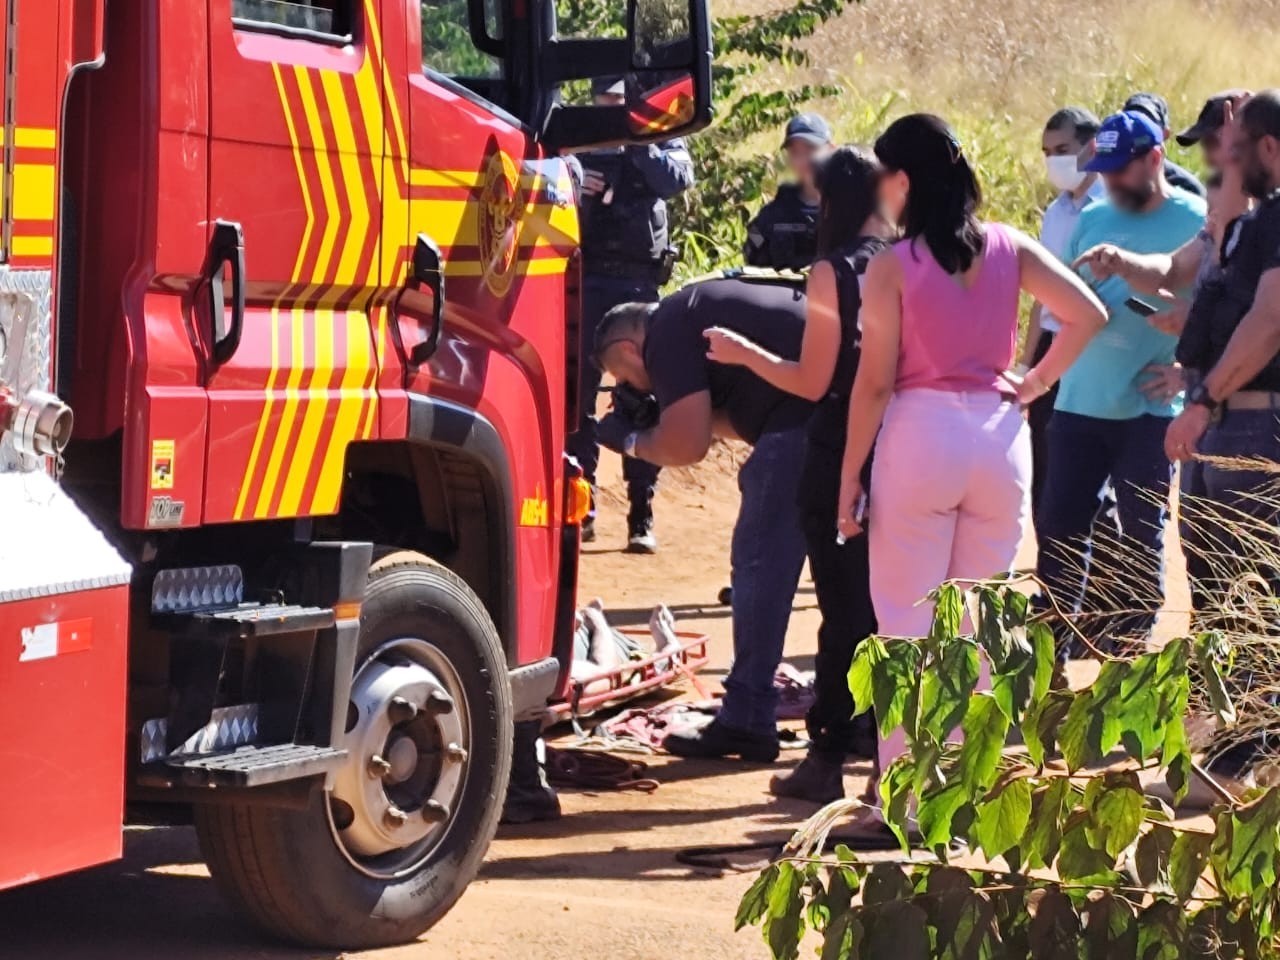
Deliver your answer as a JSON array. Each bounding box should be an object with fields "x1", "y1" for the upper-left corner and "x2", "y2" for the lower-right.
[{"x1": 194, "y1": 551, "x2": 512, "y2": 949}]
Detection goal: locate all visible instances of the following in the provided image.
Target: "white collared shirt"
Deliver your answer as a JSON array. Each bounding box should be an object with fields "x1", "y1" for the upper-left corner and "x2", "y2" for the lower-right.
[{"x1": 1038, "y1": 178, "x2": 1107, "y2": 332}]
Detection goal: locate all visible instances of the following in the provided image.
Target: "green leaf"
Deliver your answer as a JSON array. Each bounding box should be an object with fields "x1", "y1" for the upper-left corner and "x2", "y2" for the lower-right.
[
  {"x1": 918, "y1": 782, "x2": 968, "y2": 850},
  {"x1": 929, "y1": 583, "x2": 965, "y2": 646},
  {"x1": 930, "y1": 889, "x2": 998, "y2": 960},
  {"x1": 1029, "y1": 621, "x2": 1056, "y2": 704},
  {"x1": 1193, "y1": 631, "x2": 1237, "y2": 725},
  {"x1": 1058, "y1": 817, "x2": 1120, "y2": 883},
  {"x1": 878, "y1": 759, "x2": 914, "y2": 852},
  {"x1": 1162, "y1": 717, "x2": 1192, "y2": 805},
  {"x1": 850, "y1": 637, "x2": 922, "y2": 739},
  {"x1": 1027, "y1": 887, "x2": 1082, "y2": 960},
  {"x1": 762, "y1": 862, "x2": 804, "y2": 960},
  {"x1": 1084, "y1": 771, "x2": 1145, "y2": 859},
  {"x1": 974, "y1": 778, "x2": 1032, "y2": 861},
  {"x1": 1023, "y1": 778, "x2": 1070, "y2": 870},
  {"x1": 1113, "y1": 652, "x2": 1166, "y2": 759},
  {"x1": 819, "y1": 911, "x2": 862, "y2": 960},
  {"x1": 1210, "y1": 786, "x2": 1280, "y2": 900},
  {"x1": 1083, "y1": 893, "x2": 1138, "y2": 960},
  {"x1": 957, "y1": 694, "x2": 1009, "y2": 793},
  {"x1": 862, "y1": 863, "x2": 913, "y2": 906},
  {"x1": 1135, "y1": 900, "x2": 1186, "y2": 960},
  {"x1": 1024, "y1": 688, "x2": 1073, "y2": 768},
  {"x1": 1134, "y1": 825, "x2": 1176, "y2": 893},
  {"x1": 1169, "y1": 831, "x2": 1212, "y2": 902},
  {"x1": 847, "y1": 636, "x2": 880, "y2": 717},
  {"x1": 861, "y1": 901, "x2": 930, "y2": 960},
  {"x1": 736, "y1": 864, "x2": 778, "y2": 931},
  {"x1": 920, "y1": 638, "x2": 980, "y2": 741}
]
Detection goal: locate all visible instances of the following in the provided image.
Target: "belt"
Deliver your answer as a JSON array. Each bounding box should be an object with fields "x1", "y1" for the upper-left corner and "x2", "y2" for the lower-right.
[{"x1": 1225, "y1": 390, "x2": 1280, "y2": 411}]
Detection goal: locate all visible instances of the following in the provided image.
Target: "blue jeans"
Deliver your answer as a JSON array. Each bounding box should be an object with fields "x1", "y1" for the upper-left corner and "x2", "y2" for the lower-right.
[
  {"x1": 1199, "y1": 408, "x2": 1280, "y2": 603},
  {"x1": 566, "y1": 273, "x2": 662, "y2": 526},
  {"x1": 1036, "y1": 412, "x2": 1173, "y2": 648},
  {"x1": 718, "y1": 425, "x2": 808, "y2": 736}
]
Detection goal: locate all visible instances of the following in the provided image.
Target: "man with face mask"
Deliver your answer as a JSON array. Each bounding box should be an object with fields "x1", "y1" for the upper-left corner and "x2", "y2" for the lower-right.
[
  {"x1": 1035, "y1": 110, "x2": 1206, "y2": 652},
  {"x1": 1019, "y1": 106, "x2": 1104, "y2": 515}
]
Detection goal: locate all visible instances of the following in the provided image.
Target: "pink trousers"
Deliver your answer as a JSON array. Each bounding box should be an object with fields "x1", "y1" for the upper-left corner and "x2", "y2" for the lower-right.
[{"x1": 869, "y1": 389, "x2": 1031, "y2": 773}]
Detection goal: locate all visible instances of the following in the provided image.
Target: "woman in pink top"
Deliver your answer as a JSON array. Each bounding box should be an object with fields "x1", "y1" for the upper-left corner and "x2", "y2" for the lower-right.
[{"x1": 835, "y1": 114, "x2": 1105, "y2": 775}]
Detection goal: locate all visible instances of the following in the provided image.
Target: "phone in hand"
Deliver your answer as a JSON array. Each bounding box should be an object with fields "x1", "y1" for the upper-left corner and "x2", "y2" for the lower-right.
[{"x1": 1125, "y1": 295, "x2": 1161, "y2": 318}]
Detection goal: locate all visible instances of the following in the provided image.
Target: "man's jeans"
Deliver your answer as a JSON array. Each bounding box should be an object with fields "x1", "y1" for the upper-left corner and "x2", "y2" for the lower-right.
[
  {"x1": 1036, "y1": 412, "x2": 1173, "y2": 648},
  {"x1": 718, "y1": 425, "x2": 808, "y2": 737},
  {"x1": 565, "y1": 273, "x2": 661, "y2": 527},
  {"x1": 1199, "y1": 408, "x2": 1280, "y2": 607}
]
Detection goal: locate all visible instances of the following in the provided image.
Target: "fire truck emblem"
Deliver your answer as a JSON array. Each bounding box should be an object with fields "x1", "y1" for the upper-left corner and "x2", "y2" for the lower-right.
[{"x1": 477, "y1": 150, "x2": 521, "y2": 298}]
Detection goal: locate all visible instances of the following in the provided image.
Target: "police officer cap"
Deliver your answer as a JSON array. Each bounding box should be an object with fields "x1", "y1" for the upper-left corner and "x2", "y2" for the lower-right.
[
  {"x1": 592, "y1": 76, "x2": 627, "y2": 97},
  {"x1": 783, "y1": 113, "x2": 833, "y2": 149}
]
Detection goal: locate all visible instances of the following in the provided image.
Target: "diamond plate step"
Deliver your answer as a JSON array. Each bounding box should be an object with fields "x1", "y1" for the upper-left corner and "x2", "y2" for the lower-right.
[
  {"x1": 190, "y1": 602, "x2": 335, "y2": 638},
  {"x1": 149, "y1": 744, "x2": 348, "y2": 788}
]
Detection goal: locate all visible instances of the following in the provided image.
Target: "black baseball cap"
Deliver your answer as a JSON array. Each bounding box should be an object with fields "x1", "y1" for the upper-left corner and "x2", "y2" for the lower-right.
[
  {"x1": 782, "y1": 112, "x2": 832, "y2": 149},
  {"x1": 1177, "y1": 90, "x2": 1249, "y2": 146},
  {"x1": 591, "y1": 76, "x2": 626, "y2": 97},
  {"x1": 1123, "y1": 92, "x2": 1171, "y2": 132}
]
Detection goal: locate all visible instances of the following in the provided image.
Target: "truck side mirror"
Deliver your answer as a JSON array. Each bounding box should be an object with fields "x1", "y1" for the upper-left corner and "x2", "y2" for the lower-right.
[{"x1": 541, "y1": 0, "x2": 712, "y2": 152}]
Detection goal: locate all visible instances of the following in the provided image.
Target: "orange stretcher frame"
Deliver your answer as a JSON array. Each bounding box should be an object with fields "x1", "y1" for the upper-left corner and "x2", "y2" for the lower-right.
[{"x1": 547, "y1": 629, "x2": 712, "y2": 720}]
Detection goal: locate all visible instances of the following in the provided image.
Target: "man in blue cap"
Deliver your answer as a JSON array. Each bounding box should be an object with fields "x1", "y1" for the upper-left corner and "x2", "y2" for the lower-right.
[
  {"x1": 743, "y1": 112, "x2": 834, "y2": 271},
  {"x1": 1035, "y1": 110, "x2": 1206, "y2": 653}
]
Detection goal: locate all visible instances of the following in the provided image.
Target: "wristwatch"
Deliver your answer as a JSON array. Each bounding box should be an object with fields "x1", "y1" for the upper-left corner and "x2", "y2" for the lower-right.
[
  {"x1": 623, "y1": 432, "x2": 640, "y2": 459},
  {"x1": 1187, "y1": 382, "x2": 1222, "y2": 416}
]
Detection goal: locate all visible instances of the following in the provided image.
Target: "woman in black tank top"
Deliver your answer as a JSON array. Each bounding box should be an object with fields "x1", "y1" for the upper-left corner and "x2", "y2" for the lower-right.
[{"x1": 704, "y1": 146, "x2": 895, "y2": 803}]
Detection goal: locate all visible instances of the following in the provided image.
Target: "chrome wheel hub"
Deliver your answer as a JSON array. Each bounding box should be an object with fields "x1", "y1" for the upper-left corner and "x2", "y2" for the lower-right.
[{"x1": 328, "y1": 638, "x2": 470, "y2": 876}]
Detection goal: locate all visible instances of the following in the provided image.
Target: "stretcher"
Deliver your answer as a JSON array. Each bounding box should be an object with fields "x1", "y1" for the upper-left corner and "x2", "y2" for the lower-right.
[{"x1": 547, "y1": 628, "x2": 712, "y2": 721}]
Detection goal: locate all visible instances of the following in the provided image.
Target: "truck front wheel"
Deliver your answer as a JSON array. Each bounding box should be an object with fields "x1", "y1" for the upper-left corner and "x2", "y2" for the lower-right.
[{"x1": 194, "y1": 552, "x2": 513, "y2": 948}]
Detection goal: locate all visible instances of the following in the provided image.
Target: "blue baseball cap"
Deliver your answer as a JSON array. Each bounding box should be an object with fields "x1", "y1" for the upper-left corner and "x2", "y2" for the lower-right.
[
  {"x1": 1084, "y1": 111, "x2": 1164, "y2": 173},
  {"x1": 782, "y1": 113, "x2": 833, "y2": 149}
]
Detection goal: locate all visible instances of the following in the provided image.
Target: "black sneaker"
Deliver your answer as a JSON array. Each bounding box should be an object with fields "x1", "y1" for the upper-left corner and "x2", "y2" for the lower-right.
[
  {"x1": 663, "y1": 719, "x2": 779, "y2": 763},
  {"x1": 769, "y1": 751, "x2": 844, "y2": 804},
  {"x1": 580, "y1": 516, "x2": 596, "y2": 544}
]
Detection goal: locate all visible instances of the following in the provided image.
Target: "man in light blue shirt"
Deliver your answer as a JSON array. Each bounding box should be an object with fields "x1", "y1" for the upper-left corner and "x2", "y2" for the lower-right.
[
  {"x1": 1020, "y1": 106, "x2": 1106, "y2": 515},
  {"x1": 1036, "y1": 111, "x2": 1206, "y2": 652}
]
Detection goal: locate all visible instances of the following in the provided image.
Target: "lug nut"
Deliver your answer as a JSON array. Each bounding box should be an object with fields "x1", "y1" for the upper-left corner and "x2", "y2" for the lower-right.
[
  {"x1": 387, "y1": 696, "x2": 419, "y2": 724},
  {"x1": 421, "y1": 799, "x2": 450, "y2": 823},
  {"x1": 367, "y1": 754, "x2": 393, "y2": 779},
  {"x1": 446, "y1": 742, "x2": 468, "y2": 763},
  {"x1": 424, "y1": 690, "x2": 455, "y2": 715},
  {"x1": 383, "y1": 805, "x2": 409, "y2": 829}
]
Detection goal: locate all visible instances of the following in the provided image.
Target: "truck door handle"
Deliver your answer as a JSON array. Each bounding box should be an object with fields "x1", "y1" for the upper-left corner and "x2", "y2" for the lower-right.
[
  {"x1": 207, "y1": 220, "x2": 246, "y2": 365},
  {"x1": 408, "y1": 233, "x2": 445, "y2": 366}
]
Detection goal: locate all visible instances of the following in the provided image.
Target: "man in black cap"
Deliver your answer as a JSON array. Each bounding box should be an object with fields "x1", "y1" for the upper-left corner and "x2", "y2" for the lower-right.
[
  {"x1": 743, "y1": 113, "x2": 834, "y2": 271},
  {"x1": 568, "y1": 76, "x2": 695, "y2": 553},
  {"x1": 1124, "y1": 92, "x2": 1206, "y2": 198}
]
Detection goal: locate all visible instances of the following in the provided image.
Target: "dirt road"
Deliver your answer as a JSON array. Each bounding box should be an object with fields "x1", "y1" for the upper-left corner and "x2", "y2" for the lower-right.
[{"x1": 0, "y1": 449, "x2": 826, "y2": 960}]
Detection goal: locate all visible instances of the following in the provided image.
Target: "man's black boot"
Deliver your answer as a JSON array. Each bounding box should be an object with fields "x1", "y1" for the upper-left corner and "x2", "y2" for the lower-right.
[
  {"x1": 663, "y1": 718, "x2": 779, "y2": 762},
  {"x1": 769, "y1": 750, "x2": 844, "y2": 804},
  {"x1": 626, "y1": 515, "x2": 658, "y2": 555},
  {"x1": 501, "y1": 720, "x2": 561, "y2": 824}
]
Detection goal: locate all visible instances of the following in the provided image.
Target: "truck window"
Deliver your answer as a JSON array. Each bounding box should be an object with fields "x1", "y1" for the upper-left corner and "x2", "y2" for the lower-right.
[
  {"x1": 232, "y1": 0, "x2": 356, "y2": 41},
  {"x1": 421, "y1": 0, "x2": 505, "y2": 101}
]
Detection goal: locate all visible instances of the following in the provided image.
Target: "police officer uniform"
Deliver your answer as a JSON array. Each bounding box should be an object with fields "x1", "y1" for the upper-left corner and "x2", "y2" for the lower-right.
[
  {"x1": 568, "y1": 77, "x2": 694, "y2": 549},
  {"x1": 743, "y1": 113, "x2": 831, "y2": 271}
]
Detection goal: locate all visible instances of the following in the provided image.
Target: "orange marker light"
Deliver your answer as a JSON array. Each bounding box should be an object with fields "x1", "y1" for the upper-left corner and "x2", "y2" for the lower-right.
[{"x1": 565, "y1": 476, "x2": 592, "y2": 526}]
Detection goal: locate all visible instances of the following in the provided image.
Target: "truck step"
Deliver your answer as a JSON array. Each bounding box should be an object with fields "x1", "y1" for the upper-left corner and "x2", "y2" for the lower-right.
[
  {"x1": 189, "y1": 602, "x2": 336, "y2": 638},
  {"x1": 150, "y1": 743, "x2": 348, "y2": 788}
]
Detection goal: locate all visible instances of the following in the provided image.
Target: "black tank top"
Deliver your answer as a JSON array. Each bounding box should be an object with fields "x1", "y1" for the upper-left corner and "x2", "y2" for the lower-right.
[{"x1": 807, "y1": 236, "x2": 889, "y2": 448}]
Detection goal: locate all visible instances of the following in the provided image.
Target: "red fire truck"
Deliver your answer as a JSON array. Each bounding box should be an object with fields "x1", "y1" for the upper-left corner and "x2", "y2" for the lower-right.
[{"x1": 0, "y1": 0, "x2": 710, "y2": 947}]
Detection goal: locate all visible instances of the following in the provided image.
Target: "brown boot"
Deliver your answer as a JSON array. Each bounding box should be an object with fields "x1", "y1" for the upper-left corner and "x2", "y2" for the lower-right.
[{"x1": 769, "y1": 751, "x2": 844, "y2": 804}]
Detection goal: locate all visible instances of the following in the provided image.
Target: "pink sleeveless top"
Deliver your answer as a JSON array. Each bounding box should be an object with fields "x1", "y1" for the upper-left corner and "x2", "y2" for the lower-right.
[{"x1": 892, "y1": 222, "x2": 1021, "y2": 395}]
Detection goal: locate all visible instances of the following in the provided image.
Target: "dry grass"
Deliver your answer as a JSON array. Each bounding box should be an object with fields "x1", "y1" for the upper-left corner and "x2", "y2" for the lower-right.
[{"x1": 725, "y1": 0, "x2": 1280, "y2": 234}]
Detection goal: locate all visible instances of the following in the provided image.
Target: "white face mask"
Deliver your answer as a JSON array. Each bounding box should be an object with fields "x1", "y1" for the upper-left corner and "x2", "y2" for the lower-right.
[{"x1": 1045, "y1": 154, "x2": 1087, "y2": 193}]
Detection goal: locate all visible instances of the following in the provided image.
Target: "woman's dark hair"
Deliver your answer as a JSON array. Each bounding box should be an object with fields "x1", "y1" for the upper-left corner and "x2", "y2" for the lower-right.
[
  {"x1": 813, "y1": 145, "x2": 883, "y2": 256},
  {"x1": 875, "y1": 113, "x2": 985, "y2": 274}
]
